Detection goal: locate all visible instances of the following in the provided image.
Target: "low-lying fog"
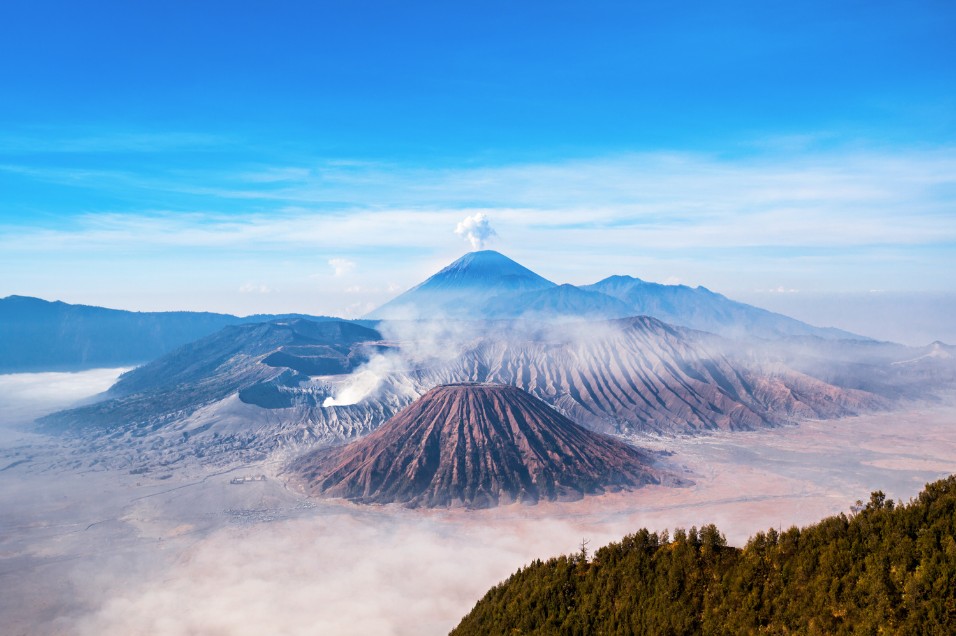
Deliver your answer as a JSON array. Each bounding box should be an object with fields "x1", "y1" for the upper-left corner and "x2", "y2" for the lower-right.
[
  {"x1": 0, "y1": 368, "x2": 129, "y2": 428},
  {"x1": 2, "y1": 369, "x2": 954, "y2": 635}
]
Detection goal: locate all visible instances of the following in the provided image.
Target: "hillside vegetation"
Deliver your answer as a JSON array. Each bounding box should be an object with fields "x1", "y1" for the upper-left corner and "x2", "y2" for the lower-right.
[{"x1": 452, "y1": 476, "x2": 956, "y2": 635}]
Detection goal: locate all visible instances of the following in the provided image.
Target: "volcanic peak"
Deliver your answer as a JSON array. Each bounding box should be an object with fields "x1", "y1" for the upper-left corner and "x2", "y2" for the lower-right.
[
  {"x1": 413, "y1": 250, "x2": 555, "y2": 293},
  {"x1": 290, "y1": 383, "x2": 672, "y2": 508}
]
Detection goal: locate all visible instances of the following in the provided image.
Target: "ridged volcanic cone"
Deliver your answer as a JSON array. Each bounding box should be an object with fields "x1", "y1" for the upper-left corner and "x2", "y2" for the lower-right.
[{"x1": 290, "y1": 383, "x2": 677, "y2": 508}]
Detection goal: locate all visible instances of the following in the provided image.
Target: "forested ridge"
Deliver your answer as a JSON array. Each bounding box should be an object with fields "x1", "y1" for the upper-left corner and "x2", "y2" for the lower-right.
[{"x1": 452, "y1": 476, "x2": 956, "y2": 635}]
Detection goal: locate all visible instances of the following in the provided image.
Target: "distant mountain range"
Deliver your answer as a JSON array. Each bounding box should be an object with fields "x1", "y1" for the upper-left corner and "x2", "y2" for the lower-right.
[
  {"x1": 17, "y1": 249, "x2": 945, "y2": 477},
  {"x1": 0, "y1": 295, "x2": 350, "y2": 373},
  {"x1": 14, "y1": 250, "x2": 956, "y2": 493},
  {"x1": 3, "y1": 250, "x2": 871, "y2": 374},
  {"x1": 367, "y1": 250, "x2": 864, "y2": 341}
]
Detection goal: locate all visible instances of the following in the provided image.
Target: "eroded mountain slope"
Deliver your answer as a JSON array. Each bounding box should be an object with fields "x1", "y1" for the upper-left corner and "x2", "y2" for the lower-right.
[{"x1": 291, "y1": 383, "x2": 677, "y2": 508}]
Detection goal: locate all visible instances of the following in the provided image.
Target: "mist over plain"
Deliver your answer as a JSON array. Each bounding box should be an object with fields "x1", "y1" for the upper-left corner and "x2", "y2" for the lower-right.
[
  {"x1": 0, "y1": 368, "x2": 128, "y2": 427},
  {"x1": 2, "y1": 369, "x2": 955, "y2": 635}
]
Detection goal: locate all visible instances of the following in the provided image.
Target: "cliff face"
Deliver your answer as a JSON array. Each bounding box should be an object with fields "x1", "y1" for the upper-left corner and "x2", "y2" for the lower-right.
[{"x1": 291, "y1": 383, "x2": 675, "y2": 508}]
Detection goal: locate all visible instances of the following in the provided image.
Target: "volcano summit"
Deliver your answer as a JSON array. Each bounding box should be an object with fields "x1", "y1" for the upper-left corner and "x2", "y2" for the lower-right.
[
  {"x1": 367, "y1": 250, "x2": 555, "y2": 319},
  {"x1": 365, "y1": 250, "x2": 863, "y2": 339},
  {"x1": 290, "y1": 383, "x2": 675, "y2": 508}
]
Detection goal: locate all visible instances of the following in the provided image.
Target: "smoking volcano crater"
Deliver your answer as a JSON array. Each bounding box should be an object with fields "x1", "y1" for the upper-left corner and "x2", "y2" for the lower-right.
[{"x1": 289, "y1": 383, "x2": 679, "y2": 509}]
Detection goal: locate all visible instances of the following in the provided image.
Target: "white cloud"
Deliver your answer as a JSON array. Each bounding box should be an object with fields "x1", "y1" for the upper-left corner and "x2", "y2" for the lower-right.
[
  {"x1": 328, "y1": 258, "x2": 356, "y2": 277},
  {"x1": 2, "y1": 146, "x2": 955, "y2": 315},
  {"x1": 66, "y1": 509, "x2": 603, "y2": 636},
  {"x1": 0, "y1": 130, "x2": 230, "y2": 154},
  {"x1": 4, "y1": 148, "x2": 955, "y2": 255},
  {"x1": 239, "y1": 283, "x2": 274, "y2": 294},
  {"x1": 0, "y1": 368, "x2": 129, "y2": 424},
  {"x1": 343, "y1": 300, "x2": 378, "y2": 318}
]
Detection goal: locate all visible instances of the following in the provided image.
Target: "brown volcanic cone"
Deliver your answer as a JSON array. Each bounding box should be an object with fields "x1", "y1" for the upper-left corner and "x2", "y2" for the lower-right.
[{"x1": 290, "y1": 383, "x2": 674, "y2": 508}]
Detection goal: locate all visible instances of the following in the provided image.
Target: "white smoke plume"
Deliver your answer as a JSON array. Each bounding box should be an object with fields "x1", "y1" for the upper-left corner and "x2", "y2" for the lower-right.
[
  {"x1": 454, "y1": 213, "x2": 497, "y2": 249},
  {"x1": 322, "y1": 354, "x2": 402, "y2": 407},
  {"x1": 318, "y1": 312, "x2": 644, "y2": 412},
  {"x1": 320, "y1": 318, "x2": 480, "y2": 408}
]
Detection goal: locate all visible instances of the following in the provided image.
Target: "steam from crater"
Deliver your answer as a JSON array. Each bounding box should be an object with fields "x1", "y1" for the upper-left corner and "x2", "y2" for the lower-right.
[
  {"x1": 322, "y1": 355, "x2": 399, "y2": 407},
  {"x1": 454, "y1": 213, "x2": 497, "y2": 249},
  {"x1": 320, "y1": 320, "x2": 480, "y2": 408}
]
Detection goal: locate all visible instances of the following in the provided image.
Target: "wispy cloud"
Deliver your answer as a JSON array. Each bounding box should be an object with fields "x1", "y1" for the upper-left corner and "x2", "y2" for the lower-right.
[
  {"x1": 1, "y1": 145, "x2": 954, "y2": 316},
  {"x1": 0, "y1": 130, "x2": 233, "y2": 154},
  {"x1": 328, "y1": 258, "x2": 356, "y2": 277},
  {"x1": 239, "y1": 282, "x2": 275, "y2": 294},
  {"x1": 4, "y1": 148, "x2": 955, "y2": 251}
]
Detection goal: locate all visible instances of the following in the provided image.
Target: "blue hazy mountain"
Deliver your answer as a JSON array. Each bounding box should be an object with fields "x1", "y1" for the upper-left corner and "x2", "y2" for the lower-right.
[
  {"x1": 367, "y1": 250, "x2": 556, "y2": 319},
  {"x1": 0, "y1": 295, "x2": 345, "y2": 373},
  {"x1": 582, "y1": 275, "x2": 862, "y2": 340},
  {"x1": 481, "y1": 283, "x2": 635, "y2": 320},
  {"x1": 367, "y1": 250, "x2": 865, "y2": 340},
  {"x1": 5, "y1": 251, "x2": 865, "y2": 374}
]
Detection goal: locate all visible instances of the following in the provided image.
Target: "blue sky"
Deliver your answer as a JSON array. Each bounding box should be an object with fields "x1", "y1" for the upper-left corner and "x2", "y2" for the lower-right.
[{"x1": 1, "y1": 1, "x2": 954, "y2": 340}]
